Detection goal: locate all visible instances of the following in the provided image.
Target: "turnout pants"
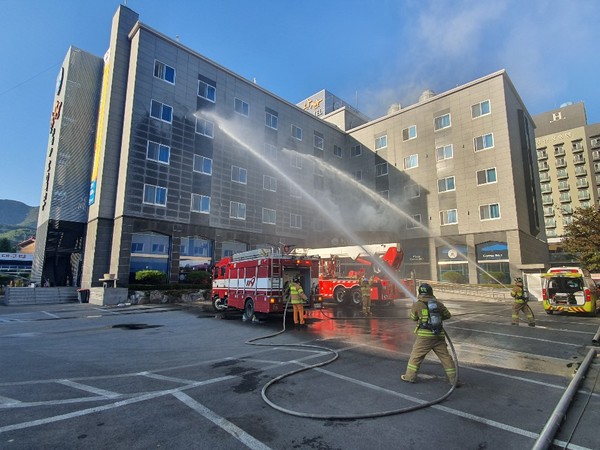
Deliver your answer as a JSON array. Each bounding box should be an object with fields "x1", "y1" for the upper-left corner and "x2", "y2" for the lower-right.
[
  {"x1": 292, "y1": 303, "x2": 305, "y2": 324},
  {"x1": 512, "y1": 301, "x2": 535, "y2": 325},
  {"x1": 403, "y1": 336, "x2": 456, "y2": 383},
  {"x1": 362, "y1": 295, "x2": 371, "y2": 315}
]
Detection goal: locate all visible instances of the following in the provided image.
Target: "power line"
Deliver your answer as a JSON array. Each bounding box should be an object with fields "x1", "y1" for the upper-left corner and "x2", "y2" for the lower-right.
[{"x1": 0, "y1": 62, "x2": 61, "y2": 97}]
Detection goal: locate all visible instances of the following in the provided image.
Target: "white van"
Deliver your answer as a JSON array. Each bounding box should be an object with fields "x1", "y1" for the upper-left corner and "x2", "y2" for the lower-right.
[{"x1": 542, "y1": 267, "x2": 599, "y2": 316}]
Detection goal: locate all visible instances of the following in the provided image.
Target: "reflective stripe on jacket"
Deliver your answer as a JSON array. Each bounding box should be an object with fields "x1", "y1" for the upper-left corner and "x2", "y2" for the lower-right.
[
  {"x1": 290, "y1": 282, "x2": 307, "y2": 304},
  {"x1": 511, "y1": 286, "x2": 527, "y2": 303},
  {"x1": 410, "y1": 295, "x2": 451, "y2": 338}
]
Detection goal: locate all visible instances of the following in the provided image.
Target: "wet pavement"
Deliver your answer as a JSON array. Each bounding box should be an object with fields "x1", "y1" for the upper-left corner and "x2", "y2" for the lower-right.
[{"x1": 0, "y1": 298, "x2": 599, "y2": 449}]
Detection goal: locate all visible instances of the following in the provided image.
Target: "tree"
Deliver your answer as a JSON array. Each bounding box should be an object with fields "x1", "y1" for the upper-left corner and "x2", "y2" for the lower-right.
[
  {"x1": 0, "y1": 238, "x2": 13, "y2": 252},
  {"x1": 562, "y1": 207, "x2": 600, "y2": 272}
]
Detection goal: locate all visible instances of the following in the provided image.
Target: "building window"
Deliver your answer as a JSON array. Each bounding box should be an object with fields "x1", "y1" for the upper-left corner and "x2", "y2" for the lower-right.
[
  {"x1": 537, "y1": 149, "x2": 548, "y2": 160},
  {"x1": 143, "y1": 184, "x2": 167, "y2": 206},
  {"x1": 578, "y1": 190, "x2": 590, "y2": 200},
  {"x1": 436, "y1": 144, "x2": 453, "y2": 161},
  {"x1": 480, "y1": 203, "x2": 500, "y2": 220},
  {"x1": 559, "y1": 192, "x2": 571, "y2": 202},
  {"x1": 539, "y1": 161, "x2": 549, "y2": 171},
  {"x1": 264, "y1": 143, "x2": 277, "y2": 160},
  {"x1": 193, "y1": 155, "x2": 212, "y2": 175},
  {"x1": 375, "y1": 162, "x2": 388, "y2": 177},
  {"x1": 471, "y1": 100, "x2": 491, "y2": 119},
  {"x1": 554, "y1": 145, "x2": 565, "y2": 157},
  {"x1": 572, "y1": 141, "x2": 584, "y2": 152},
  {"x1": 542, "y1": 194, "x2": 553, "y2": 205},
  {"x1": 375, "y1": 135, "x2": 387, "y2": 150},
  {"x1": 543, "y1": 206, "x2": 554, "y2": 216},
  {"x1": 291, "y1": 124, "x2": 303, "y2": 141},
  {"x1": 562, "y1": 204, "x2": 573, "y2": 214},
  {"x1": 290, "y1": 213, "x2": 302, "y2": 229},
  {"x1": 558, "y1": 180, "x2": 570, "y2": 191},
  {"x1": 230, "y1": 201, "x2": 246, "y2": 220},
  {"x1": 404, "y1": 154, "x2": 418, "y2": 169},
  {"x1": 198, "y1": 80, "x2": 216, "y2": 102},
  {"x1": 314, "y1": 134, "x2": 324, "y2": 150},
  {"x1": 150, "y1": 100, "x2": 173, "y2": 123},
  {"x1": 555, "y1": 157, "x2": 566, "y2": 168},
  {"x1": 147, "y1": 141, "x2": 170, "y2": 164},
  {"x1": 191, "y1": 194, "x2": 210, "y2": 213},
  {"x1": 350, "y1": 145, "x2": 362, "y2": 157},
  {"x1": 539, "y1": 172, "x2": 550, "y2": 182},
  {"x1": 265, "y1": 110, "x2": 278, "y2": 129},
  {"x1": 379, "y1": 190, "x2": 389, "y2": 200},
  {"x1": 353, "y1": 170, "x2": 363, "y2": 181},
  {"x1": 573, "y1": 154, "x2": 585, "y2": 164},
  {"x1": 438, "y1": 176, "x2": 456, "y2": 193},
  {"x1": 291, "y1": 154, "x2": 302, "y2": 169},
  {"x1": 477, "y1": 167, "x2": 497, "y2": 185},
  {"x1": 540, "y1": 183, "x2": 552, "y2": 194},
  {"x1": 545, "y1": 218, "x2": 556, "y2": 228},
  {"x1": 262, "y1": 208, "x2": 276, "y2": 225},
  {"x1": 153, "y1": 60, "x2": 175, "y2": 84},
  {"x1": 474, "y1": 133, "x2": 494, "y2": 151},
  {"x1": 575, "y1": 166, "x2": 587, "y2": 176},
  {"x1": 407, "y1": 214, "x2": 421, "y2": 229},
  {"x1": 195, "y1": 117, "x2": 214, "y2": 138},
  {"x1": 440, "y1": 209, "x2": 458, "y2": 225},
  {"x1": 263, "y1": 175, "x2": 277, "y2": 191},
  {"x1": 405, "y1": 184, "x2": 420, "y2": 199},
  {"x1": 234, "y1": 98, "x2": 249, "y2": 116},
  {"x1": 333, "y1": 145, "x2": 342, "y2": 158},
  {"x1": 131, "y1": 243, "x2": 144, "y2": 253},
  {"x1": 152, "y1": 243, "x2": 166, "y2": 254},
  {"x1": 556, "y1": 168, "x2": 568, "y2": 179},
  {"x1": 231, "y1": 166, "x2": 247, "y2": 184},
  {"x1": 402, "y1": 125, "x2": 417, "y2": 141},
  {"x1": 434, "y1": 113, "x2": 451, "y2": 131}
]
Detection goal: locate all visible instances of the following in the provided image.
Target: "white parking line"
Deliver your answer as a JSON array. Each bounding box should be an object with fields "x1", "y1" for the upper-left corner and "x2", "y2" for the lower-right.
[{"x1": 57, "y1": 379, "x2": 121, "y2": 399}]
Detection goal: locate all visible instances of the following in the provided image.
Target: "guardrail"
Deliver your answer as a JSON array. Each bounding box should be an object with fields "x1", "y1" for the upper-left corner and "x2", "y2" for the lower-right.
[{"x1": 418, "y1": 280, "x2": 512, "y2": 301}]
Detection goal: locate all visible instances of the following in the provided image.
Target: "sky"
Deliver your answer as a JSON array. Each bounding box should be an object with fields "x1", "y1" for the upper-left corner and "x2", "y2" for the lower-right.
[{"x1": 1, "y1": 0, "x2": 599, "y2": 207}]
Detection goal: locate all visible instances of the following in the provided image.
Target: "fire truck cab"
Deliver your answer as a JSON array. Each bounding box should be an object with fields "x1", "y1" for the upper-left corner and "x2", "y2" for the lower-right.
[
  {"x1": 211, "y1": 248, "x2": 322, "y2": 320},
  {"x1": 542, "y1": 267, "x2": 600, "y2": 316}
]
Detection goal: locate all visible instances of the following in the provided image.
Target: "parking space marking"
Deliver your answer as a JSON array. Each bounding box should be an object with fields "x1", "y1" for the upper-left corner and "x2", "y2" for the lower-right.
[
  {"x1": 173, "y1": 391, "x2": 273, "y2": 450},
  {"x1": 41, "y1": 311, "x2": 60, "y2": 319},
  {"x1": 0, "y1": 395, "x2": 21, "y2": 406},
  {"x1": 446, "y1": 325, "x2": 582, "y2": 346},
  {"x1": 57, "y1": 379, "x2": 121, "y2": 399}
]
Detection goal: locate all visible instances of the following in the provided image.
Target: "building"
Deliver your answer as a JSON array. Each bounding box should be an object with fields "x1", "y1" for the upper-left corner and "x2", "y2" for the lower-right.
[
  {"x1": 532, "y1": 102, "x2": 600, "y2": 266},
  {"x1": 33, "y1": 5, "x2": 548, "y2": 288}
]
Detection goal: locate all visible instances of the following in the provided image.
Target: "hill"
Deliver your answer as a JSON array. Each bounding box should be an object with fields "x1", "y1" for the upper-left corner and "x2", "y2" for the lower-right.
[{"x1": 0, "y1": 200, "x2": 38, "y2": 249}]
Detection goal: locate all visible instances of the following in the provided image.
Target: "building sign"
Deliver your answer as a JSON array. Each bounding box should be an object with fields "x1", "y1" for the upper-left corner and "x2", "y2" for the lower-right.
[
  {"x1": 0, "y1": 253, "x2": 33, "y2": 261},
  {"x1": 42, "y1": 80, "x2": 64, "y2": 211},
  {"x1": 405, "y1": 247, "x2": 428, "y2": 263},
  {"x1": 437, "y1": 245, "x2": 468, "y2": 262},
  {"x1": 535, "y1": 131, "x2": 572, "y2": 147},
  {"x1": 476, "y1": 241, "x2": 508, "y2": 261},
  {"x1": 302, "y1": 94, "x2": 325, "y2": 117},
  {"x1": 89, "y1": 49, "x2": 111, "y2": 206}
]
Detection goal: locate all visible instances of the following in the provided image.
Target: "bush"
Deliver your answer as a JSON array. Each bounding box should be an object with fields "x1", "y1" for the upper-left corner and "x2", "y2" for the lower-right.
[
  {"x1": 135, "y1": 270, "x2": 166, "y2": 285},
  {"x1": 480, "y1": 271, "x2": 509, "y2": 285},
  {"x1": 184, "y1": 270, "x2": 211, "y2": 287},
  {"x1": 441, "y1": 271, "x2": 465, "y2": 284}
]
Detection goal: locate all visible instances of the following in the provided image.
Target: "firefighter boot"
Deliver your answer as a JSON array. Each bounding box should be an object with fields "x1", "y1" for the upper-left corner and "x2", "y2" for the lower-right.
[{"x1": 401, "y1": 375, "x2": 415, "y2": 383}]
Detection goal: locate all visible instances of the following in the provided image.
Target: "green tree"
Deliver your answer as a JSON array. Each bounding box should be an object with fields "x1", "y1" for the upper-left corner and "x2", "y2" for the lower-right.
[
  {"x1": 562, "y1": 207, "x2": 600, "y2": 271},
  {"x1": 0, "y1": 238, "x2": 13, "y2": 252}
]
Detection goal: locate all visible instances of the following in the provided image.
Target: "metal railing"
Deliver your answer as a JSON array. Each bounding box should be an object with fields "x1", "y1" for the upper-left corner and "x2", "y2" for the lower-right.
[{"x1": 418, "y1": 280, "x2": 512, "y2": 300}]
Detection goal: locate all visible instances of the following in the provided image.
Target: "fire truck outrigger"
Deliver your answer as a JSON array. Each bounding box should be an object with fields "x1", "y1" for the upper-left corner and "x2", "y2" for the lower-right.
[{"x1": 211, "y1": 248, "x2": 323, "y2": 320}]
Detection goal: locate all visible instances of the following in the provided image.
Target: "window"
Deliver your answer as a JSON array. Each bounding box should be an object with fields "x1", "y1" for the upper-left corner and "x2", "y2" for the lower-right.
[
  {"x1": 480, "y1": 203, "x2": 500, "y2": 220},
  {"x1": 350, "y1": 145, "x2": 362, "y2": 157},
  {"x1": 198, "y1": 80, "x2": 216, "y2": 102},
  {"x1": 562, "y1": 204, "x2": 573, "y2": 214},
  {"x1": 265, "y1": 110, "x2": 278, "y2": 129},
  {"x1": 152, "y1": 243, "x2": 166, "y2": 253},
  {"x1": 290, "y1": 213, "x2": 302, "y2": 229},
  {"x1": 540, "y1": 183, "x2": 552, "y2": 194},
  {"x1": 191, "y1": 194, "x2": 210, "y2": 213},
  {"x1": 150, "y1": 100, "x2": 173, "y2": 123},
  {"x1": 537, "y1": 149, "x2": 548, "y2": 160},
  {"x1": 539, "y1": 172, "x2": 550, "y2": 182},
  {"x1": 262, "y1": 208, "x2": 276, "y2": 224},
  {"x1": 291, "y1": 154, "x2": 302, "y2": 169},
  {"x1": 375, "y1": 162, "x2": 388, "y2": 177},
  {"x1": 263, "y1": 175, "x2": 277, "y2": 191},
  {"x1": 153, "y1": 60, "x2": 175, "y2": 84},
  {"x1": 440, "y1": 209, "x2": 458, "y2": 225},
  {"x1": 539, "y1": 161, "x2": 550, "y2": 171},
  {"x1": 578, "y1": 190, "x2": 590, "y2": 200},
  {"x1": 438, "y1": 176, "x2": 456, "y2": 193},
  {"x1": 556, "y1": 168, "x2": 568, "y2": 178},
  {"x1": 314, "y1": 134, "x2": 324, "y2": 150},
  {"x1": 379, "y1": 190, "x2": 389, "y2": 200},
  {"x1": 545, "y1": 218, "x2": 556, "y2": 228},
  {"x1": 231, "y1": 165, "x2": 247, "y2": 184},
  {"x1": 543, "y1": 206, "x2": 554, "y2": 216},
  {"x1": 195, "y1": 117, "x2": 214, "y2": 138},
  {"x1": 576, "y1": 178, "x2": 588, "y2": 188},
  {"x1": 575, "y1": 166, "x2": 587, "y2": 176},
  {"x1": 147, "y1": 141, "x2": 170, "y2": 164},
  {"x1": 407, "y1": 214, "x2": 421, "y2": 229},
  {"x1": 353, "y1": 170, "x2": 363, "y2": 181},
  {"x1": 234, "y1": 98, "x2": 249, "y2": 116},
  {"x1": 554, "y1": 145, "x2": 565, "y2": 156},
  {"x1": 404, "y1": 154, "x2": 418, "y2": 169},
  {"x1": 291, "y1": 124, "x2": 303, "y2": 140},
  {"x1": 555, "y1": 157, "x2": 566, "y2": 168},
  {"x1": 474, "y1": 133, "x2": 494, "y2": 151},
  {"x1": 193, "y1": 155, "x2": 212, "y2": 175},
  {"x1": 333, "y1": 145, "x2": 342, "y2": 158},
  {"x1": 375, "y1": 135, "x2": 387, "y2": 150},
  {"x1": 559, "y1": 192, "x2": 571, "y2": 202},
  {"x1": 558, "y1": 180, "x2": 570, "y2": 191},
  {"x1": 230, "y1": 201, "x2": 246, "y2": 220},
  {"x1": 471, "y1": 100, "x2": 490, "y2": 118},
  {"x1": 542, "y1": 194, "x2": 553, "y2": 205},
  {"x1": 436, "y1": 144, "x2": 453, "y2": 161},
  {"x1": 402, "y1": 125, "x2": 417, "y2": 141},
  {"x1": 131, "y1": 243, "x2": 144, "y2": 253},
  {"x1": 434, "y1": 113, "x2": 451, "y2": 131},
  {"x1": 476, "y1": 167, "x2": 497, "y2": 185},
  {"x1": 573, "y1": 154, "x2": 585, "y2": 164},
  {"x1": 143, "y1": 184, "x2": 167, "y2": 206},
  {"x1": 404, "y1": 184, "x2": 420, "y2": 198},
  {"x1": 264, "y1": 143, "x2": 277, "y2": 160},
  {"x1": 563, "y1": 216, "x2": 573, "y2": 226}
]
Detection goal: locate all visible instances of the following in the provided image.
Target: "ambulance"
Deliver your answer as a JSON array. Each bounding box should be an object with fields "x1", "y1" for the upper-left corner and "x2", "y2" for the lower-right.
[{"x1": 541, "y1": 267, "x2": 600, "y2": 316}]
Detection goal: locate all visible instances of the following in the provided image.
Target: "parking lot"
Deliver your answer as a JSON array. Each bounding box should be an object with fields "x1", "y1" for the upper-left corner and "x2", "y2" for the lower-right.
[{"x1": 0, "y1": 297, "x2": 599, "y2": 449}]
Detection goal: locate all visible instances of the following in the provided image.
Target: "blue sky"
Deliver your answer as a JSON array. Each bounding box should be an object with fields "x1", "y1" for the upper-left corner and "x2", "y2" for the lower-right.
[{"x1": 1, "y1": 0, "x2": 599, "y2": 207}]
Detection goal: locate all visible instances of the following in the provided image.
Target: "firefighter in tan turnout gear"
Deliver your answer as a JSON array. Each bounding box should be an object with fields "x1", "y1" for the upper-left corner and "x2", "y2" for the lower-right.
[
  {"x1": 401, "y1": 283, "x2": 457, "y2": 385},
  {"x1": 288, "y1": 276, "x2": 308, "y2": 326},
  {"x1": 360, "y1": 277, "x2": 372, "y2": 316},
  {"x1": 511, "y1": 277, "x2": 535, "y2": 326}
]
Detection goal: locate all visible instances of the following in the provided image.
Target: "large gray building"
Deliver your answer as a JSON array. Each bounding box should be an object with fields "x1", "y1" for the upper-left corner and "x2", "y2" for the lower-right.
[{"x1": 34, "y1": 5, "x2": 548, "y2": 288}]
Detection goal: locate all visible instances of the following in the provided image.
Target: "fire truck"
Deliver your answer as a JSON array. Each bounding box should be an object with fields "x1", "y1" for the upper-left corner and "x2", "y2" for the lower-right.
[
  {"x1": 298, "y1": 243, "x2": 409, "y2": 306},
  {"x1": 211, "y1": 248, "x2": 323, "y2": 319}
]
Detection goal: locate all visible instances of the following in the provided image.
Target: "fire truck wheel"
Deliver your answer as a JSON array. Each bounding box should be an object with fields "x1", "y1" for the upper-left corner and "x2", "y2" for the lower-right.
[
  {"x1": 212, "y1": 295, "x2": 227, "y2": 312},
  {"x1": 244, "y1": 299, "x2": 255, "y2": 321},
  {"x1": 333, "y1": 287, "x2": 347, "y2": 305},
  {"x1": 350, "y1": 287, "x2": 363, "y2": 307}
]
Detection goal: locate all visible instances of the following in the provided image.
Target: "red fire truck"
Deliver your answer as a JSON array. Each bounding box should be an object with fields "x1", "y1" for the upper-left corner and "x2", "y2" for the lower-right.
[
  {"x1": 211, "y1": 248, "x2": 323, "y2": 319},
  {"x1": 300, "y1": 243, "x2": 410, "y2": 306}
]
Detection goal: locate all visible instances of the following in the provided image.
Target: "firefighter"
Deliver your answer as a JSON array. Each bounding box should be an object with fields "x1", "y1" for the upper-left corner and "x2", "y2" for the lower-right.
[
  {"x1": 360, "y1": 276, "x2": 372, "y2": 316},
  {"x1": 511, "y1": 277, "x2": 535, "y2": 326},
  {"x1": 401, "y1": 283, "x2": 457, "y2": 385},
  {"x1": 289, "y1": 276, "x2": 308, "y2": 326}
]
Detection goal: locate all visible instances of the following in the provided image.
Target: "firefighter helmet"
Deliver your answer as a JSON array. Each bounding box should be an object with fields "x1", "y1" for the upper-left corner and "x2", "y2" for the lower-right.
[
  {"x1": 418, "y1": 283, "x2": 433, "y2": 295},
  {"x1": 293, "y1": 276, "x2": 301, "y2": 283},
  {"x1": 514, "y1": 277, "x2": 523, "y2": 284}
]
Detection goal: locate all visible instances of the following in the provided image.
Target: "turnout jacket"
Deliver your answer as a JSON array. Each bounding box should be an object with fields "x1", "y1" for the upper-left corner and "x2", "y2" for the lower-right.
[{"x1": 410, "y1": 294, "x2": 451, "y2": 338}]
